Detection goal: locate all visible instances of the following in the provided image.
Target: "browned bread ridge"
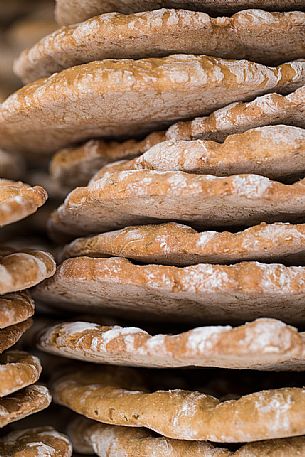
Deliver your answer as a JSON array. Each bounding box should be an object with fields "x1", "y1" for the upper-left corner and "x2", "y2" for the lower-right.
[
  {"x1": 1, "y1": 57, "x2": 305, "y2": 154},
  {"x1": 0, "y1": 351, "x2": 41, "y2": 397},
  {"x1": 0, "y1": 292, "x2": 34, "y2": 329},
  {"x1": 0, "y1": 320, "x2": 32, "y2": 354}
]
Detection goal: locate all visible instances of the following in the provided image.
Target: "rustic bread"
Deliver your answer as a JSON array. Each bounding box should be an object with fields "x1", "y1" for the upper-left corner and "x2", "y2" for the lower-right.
[
  {"x1": 2, "y1": 57, "x2": 305, "y2": 154},
  {"x1": 0, "y1": 320, "x2": 32, "y2": 354},
  {"x1": 33, "y1": 258, "x2": 305, "y2": 324},
  {"x1": 0, "y1": 351, "x2": 41, "y2": 397},
  {"x1": 0, "y1": 292, "x2": 34, "y2": 329}
]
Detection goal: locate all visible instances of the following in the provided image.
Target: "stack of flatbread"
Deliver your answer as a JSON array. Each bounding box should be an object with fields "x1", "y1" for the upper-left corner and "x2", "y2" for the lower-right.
[{"x1": 1, "y1": 0, "x2": 305, "y2": 455}]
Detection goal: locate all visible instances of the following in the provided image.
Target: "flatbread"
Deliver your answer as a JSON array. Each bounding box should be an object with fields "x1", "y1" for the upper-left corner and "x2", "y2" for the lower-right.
[
  {"x1": 50, "y1": 86, "x2": 305, "y2": 189},
  {"x1": 55, "y1": 0, "x2": 305, "y2": 25},
  {"x1": 0, "y1": 351, "x2": 41, "y2": 397},
  {"x1": 60, "y1": 222, "x2": 305, "y2": 266},
  {"x1": 0, "y1": 320, "x2": 32, "y2": 354},
  {"x1": 0, "y1": 180, "x2": 47, "y2": 227},
  {"x1": 48, "y1": 171, "x2": 305, "y2": 239},
  {"x1": 33, "y1": 258, "x2": 305, "y2": 324},
  {"x1": 0, "y1": 385, "x2": 51, "y2": 428},
  {"x1": 0, "y1": 292, "x2": 34, "y2": 329},
  {"x1": 52, "y1": 365, "x2": 305, "y2": 442},
  {"x1": 38, "y1": 318, "x2": 305, "y2": 370},
  {"x1": 91, "y1": 125, "x2": 305, "y2": 181},
  {"x1": 68, "y1": 416, "x2": 305, "y2": 457},
  {"x1": 1, "y1": 56, "x2": 305, "y2": 154},
  {"x1": 0, "y1": 427, "x2": 72, "y2": 457},
  {"x1": 15, "y1": 9, "x2": 305, "y2": 83},
  {"x1": 0, "y1": 247, "x2": 55, "y2": 295}
]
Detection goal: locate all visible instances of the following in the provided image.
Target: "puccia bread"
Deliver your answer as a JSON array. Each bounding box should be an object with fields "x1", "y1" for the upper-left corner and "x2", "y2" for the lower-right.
[
  {"x1": 68, "y1": 416, "x2": 305, "y2": 457},
  {"x1": 0, "y1": 351, "x2": 41, "y2": 397},
  {"x1": 33, "y1": 258, "x2": 305, "y2": 324},
  {"x1": 15, "y1": 9, "x2": 305, "y2": 83},
  {"x1": 0, "y1": 320, "x2": 32, "y2": 354},
  {"x1": 55, "y1": 0, "x2": 305, "y2": 25},
  {"x1": 2, "y1": 56, "x2": 305, "y2": 154},
  {"x1": 49, "y1": 172, "x2": 305, "y2": 238},
  {"x1": 0, "y1": 292, "x2": 34, "y2": 329},
  {"x1": 38, "y1": 318, "x2": 305, "y2": 370},
  {"x1": 60, "y1": 222, "x2": 305, "y2": 266},
  {"x1": 51, "y1": 86, "x2": 305, "y2": 188},
  {"x1": 52, "y1": 365, "x2": 305, "y2": 442}
]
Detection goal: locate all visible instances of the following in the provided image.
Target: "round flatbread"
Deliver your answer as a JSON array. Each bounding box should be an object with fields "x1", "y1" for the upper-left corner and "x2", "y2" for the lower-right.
[
  {"x1": 0, "y1": 351, "x2": 41, "y2": 397},
  {"x1": 52, "y1": 365, "x2": 305, "y2": 442},
  {"x1": 0, "y1": 427, "x2": 72, "y2": 457},
  {"x1": 0, "y1": 319, "x2": 32, "y2": 354},
  {"x1": 68, "y1": 416, "x2": 305, "y2": 457},
  {"x1": 33, "y1": 258, "x2": 305, "y2": 324},
  {"x1": 15, "y1": 9, "x2": 305, "y2": 83},
  {"x1": 0, "y1": 180, "x2": 47, "y2": 227},
  {"x1": 0, "y1": 292, "x2": 34, "y2": 329},
  {"x1": 1, "y1": 57, "x2": 305, "y2": 154},
  {"x1": 0, "y1": 385, "x2": 51, "y2": 428},
  {"x1": 60, "y1": 222, "x2": 305, "y2": 266},
  {"x1": 0, "y1": 247, "x2": 55, "y2": 295},
  {"x1": 38, "y1": 318, "x2": 305, "y2": 370}
]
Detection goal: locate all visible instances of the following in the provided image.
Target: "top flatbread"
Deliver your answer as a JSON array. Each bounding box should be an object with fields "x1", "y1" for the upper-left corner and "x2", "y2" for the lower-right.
[
  {"x1": 0, "y1": 427, "x2": 72, "y2": 457},
  {"x1": 50, "y1": 85, "x2": 305, "y2": 189},
  {"x1": 0, "y1": 180, "x2": 47, "y2": 227},
  {"x1": 15, "y1": 9, "x2": 305, "y2": 83},
  {"x1": 55, "y1": 0, "x2": 305, "y2": 25},
  {"x1": 1, "y1": 56, "x2": 305, "y2": 154},
  {"x1": 68, "y1": 416, "x2": 305, "y2": 457}
]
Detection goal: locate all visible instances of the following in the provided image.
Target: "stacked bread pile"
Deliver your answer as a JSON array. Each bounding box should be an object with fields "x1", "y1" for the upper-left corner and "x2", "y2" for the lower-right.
[
  {"x1": 0, "y1": 179, "x2": 73, "y2": 455},
  {"x1": 1, "y1": 0, "x2": 305, "y2": 455}
]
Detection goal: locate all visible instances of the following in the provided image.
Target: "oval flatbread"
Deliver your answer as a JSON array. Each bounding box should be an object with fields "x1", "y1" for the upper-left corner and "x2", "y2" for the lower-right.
[
  {"x1": 33, "y1": 258, "x2": 305, "y2": 324},
  {"x1": 52, "y1": 365, "x2": 305, "y2": 442},
  {"x1": 68, "y1": 416, "x2": 305, "y2": 457},
  {"x1": 0, "y1": 427, "x2": 72, "y2": 457},
  {"x1": 0, "y1": 384, "x2": 51, "y2": 428},
  {"x1": 55, "y1": 0, "x2": 305, "y2": 25},
  {"x1": 0, "y1": 247, "x2": 56, "y2": 295},
  {"x1": 0, "y1": 319, "x2": 32, "y2": 354},
  {"x1": 49, "y1": 171, "x2": 305, "y2": 239},
  {"x1": 1, "y1": 57, "x2": 305, "y2": 154},
  {"x1": 0, "y1": 292, "x2": 34, "y2": 329},
  {"x1": 0, "y1": 351, "x2": 41, "y2": 397},
  {"x1": 38, "y1": 318, "x2": 305, "y2": 370},
  {"x1": 0, "y1": 180, "x2": 47, "y2": 227},
  {"x1": 15, "y1": 9, "x2": 305, "y2": 83},
  {"x1": 60, "y1": 222, "x2": 305, "y2": 266}
]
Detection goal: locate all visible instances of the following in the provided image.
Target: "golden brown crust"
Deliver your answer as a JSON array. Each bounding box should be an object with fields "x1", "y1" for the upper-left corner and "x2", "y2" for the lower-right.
[
  {"x1": 51, "y1": 86, "x2": 305, "y2": 189},
  {"x1": 55, "y1": 0, "x2": 305, "y2": 25},
  {"x1": 0, "y1": 426, "x2": 72, "y2": 457},
  {"x1": 49, "y1": 171, "x2": 305, "y2": 239},
  {"x1": 0, "y1": 319, "x2": 32, "y2": 354},
  {"x1": 1, "y1": 56, "x2": 305, "y2": 154},
  {"x1": 38, "y1": 318, "x2": 305, "y2": 370},
  {"x1": 0, "y1": 180, "x2": 47, "y2": 227},
  {"x1": 68, "y1": 416, "x2": 305, "y2": 457},
  {"x1": 0, "y1": 292, "x2": 34, "y2": 329},
  {"x1": 0, "y1": 385, "x2": 51, "y2": 428},
  {"x1": 0, "y1": 247, "x2": 56, "y2": 295},
  {"x1": 33, "y1": 257, "x2": 305, "y2": 324},
  {"x1": 60, "y1": 222, "x2": 305, "y2": 266},
  {"x1": 0, "y1": 351, "x2": 41, "y2": 397},
  {"x1": 91, "y1": 125, "x2": 305, "y2": 181},
  {"x1": 53, "y1": 366, "x2": 305, "y2": 442},
  {"x1": 16, "y1": 9, "x2": 305, "y2": 83}
]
